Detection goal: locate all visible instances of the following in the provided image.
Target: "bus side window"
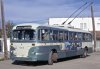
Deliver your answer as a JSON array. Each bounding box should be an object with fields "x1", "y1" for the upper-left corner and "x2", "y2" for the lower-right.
[
  {"x1": 59, "y1": 31, "x2": 64, "y2": 41},
  {"x1": 50, "y1": 30, "x2": 53, "y2": 40},
  {"x1": 64, "y1": 31, "x2": 68, "y2": 41},
  {"x1": 69, "y1": 32, "x2": 74, "y2": 40},
  {"x1": 73, "y1": 33, "x2": 77, "y2": 40},
  {"x1": 41, "y1": 29, "x2": 44, "y2": 40},
  {"x1": 86, "y1": 33, "x2": 92, "y2": 41},
  {"x1": 41, "y1": 29, "x2": 49, "y2": 41},
  {"x1": 44, "y1": 30, "x2": 49, "y2": 40},
  {"x1": 53, "y1": 30, "x2": 58, "y2": 41},
  {"x1": 82, "y1": 33, "x2": 89, "y2": 41},
  {"x1": 39, "y1": 29, "x2": 45, "y2": 40},
  {"x1": 77, "y1": 33, "x2": 82, "y2": 40},
  {"x1": 83, "y1": 33, "x2": 86, "y2": 41}
]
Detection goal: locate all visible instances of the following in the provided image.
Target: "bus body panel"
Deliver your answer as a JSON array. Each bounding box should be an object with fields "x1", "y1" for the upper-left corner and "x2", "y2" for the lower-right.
[
  {"x1": 11, "y1": 43, "x2": 34, "y2": 57},
  {"x1": 11, "y1": 42, "x2": 85, "y2": 61}
]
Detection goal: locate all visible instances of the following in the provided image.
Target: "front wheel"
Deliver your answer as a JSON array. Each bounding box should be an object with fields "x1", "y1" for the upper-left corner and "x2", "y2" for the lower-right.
[{"x1": 48, "y1": 51, "x2": 58, "y2": 65}]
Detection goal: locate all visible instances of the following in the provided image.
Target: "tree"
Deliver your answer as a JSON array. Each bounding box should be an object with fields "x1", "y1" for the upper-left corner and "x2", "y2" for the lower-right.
[
  {"x1": 5, "y1": 21, "x2": 15, "y2": 38},
  {"x1": 0, "y1": 28, "x2": 2, "y2": 38},
  {"x1": 0, "y1": 21, "x2": 15, "y2": 38}
]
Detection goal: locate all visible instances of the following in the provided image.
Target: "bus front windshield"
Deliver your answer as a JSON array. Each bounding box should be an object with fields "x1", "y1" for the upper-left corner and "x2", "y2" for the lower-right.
[{"x1": 12, "y1": 29, "x2": 36, "y2": 41}]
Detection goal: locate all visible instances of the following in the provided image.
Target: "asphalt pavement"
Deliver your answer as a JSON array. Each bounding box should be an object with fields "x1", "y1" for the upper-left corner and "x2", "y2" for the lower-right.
[{"x1": 0, "y1": 52, "x2": 100, "y2": 69}]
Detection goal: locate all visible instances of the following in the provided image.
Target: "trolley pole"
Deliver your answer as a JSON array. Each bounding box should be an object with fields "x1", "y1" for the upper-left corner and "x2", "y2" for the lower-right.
[
  {"x1": 91, "y1": 2, "x2": 96, "y2": 52},
  {"x1": 0, "y1": 0, "x2": 8, "y2": 59}
]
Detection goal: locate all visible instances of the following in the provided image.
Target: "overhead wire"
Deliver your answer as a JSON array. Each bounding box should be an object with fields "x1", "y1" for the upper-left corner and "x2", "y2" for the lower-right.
[
  {"x1": 62, "y1": 2, "x2": 87, "y2": 25},
  {"x1": 68, "y1": 2, "x2": 93, "y2": 24}
]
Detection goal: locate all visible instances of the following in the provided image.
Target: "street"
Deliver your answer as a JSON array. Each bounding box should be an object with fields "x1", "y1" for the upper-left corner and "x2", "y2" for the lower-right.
[{"x1": 0, "y1": 52, "x2": 100, "y2": 69}]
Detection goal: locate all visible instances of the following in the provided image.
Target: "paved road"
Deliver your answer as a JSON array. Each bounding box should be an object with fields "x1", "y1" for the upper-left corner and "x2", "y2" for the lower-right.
[{"x1": 0, "y1": 52, "x2": 100, "y2": 69}]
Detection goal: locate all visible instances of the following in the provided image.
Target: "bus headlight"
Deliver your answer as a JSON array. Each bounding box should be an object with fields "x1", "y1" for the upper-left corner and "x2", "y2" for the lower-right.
[{"x1": 32, "y1": 43, "x2": 35, "y2": 46}]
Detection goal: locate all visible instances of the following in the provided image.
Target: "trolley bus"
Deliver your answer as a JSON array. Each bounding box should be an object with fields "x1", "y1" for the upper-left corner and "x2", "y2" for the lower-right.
[{"x1": 10, "y1": 23, "x2": 93, "y2": 65}]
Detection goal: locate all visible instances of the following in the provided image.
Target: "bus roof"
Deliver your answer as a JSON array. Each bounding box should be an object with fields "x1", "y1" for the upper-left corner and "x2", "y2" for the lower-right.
[
  {"x1": 12, "y1": 23, "x2": 91, "y2": 33},
  {"x1": 46, "y1": 25, "x2": 91, "y2": 33}
]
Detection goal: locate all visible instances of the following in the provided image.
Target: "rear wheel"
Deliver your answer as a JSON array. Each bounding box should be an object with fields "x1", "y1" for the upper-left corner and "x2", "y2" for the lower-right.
[
  {"x1": 84, "y1": 50, "x2": 88, "y2": 57},
  {"x1": 80, "y1": 48, "x2": 88, "y2": 58},
  {"x1": 80, "y1": 52, "x2": 86, "y2": 58}
]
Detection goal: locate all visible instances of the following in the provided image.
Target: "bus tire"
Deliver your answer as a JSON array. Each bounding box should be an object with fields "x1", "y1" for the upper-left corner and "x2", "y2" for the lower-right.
[
  {"x1": 80, "y1": 49, "x2": 87, "y2": 58},
  {"x1": 82, "y1": 46, "x2": 88, "y2": 58},
  {"x1": 52, "y1": 52, "x2": 58, "y2": 63},
  {"x1": 48, "y1": 51, "x2": 53, "y2": 65},
  {"x1": 80, "y1": 52, "x2": 86, "y2": 58},
  {"x1": 48, "y1": 51, "x2": 58, "y2": 65},
  {"x1": 84, "y1": 50, "x2": 87, "y2": 57}
]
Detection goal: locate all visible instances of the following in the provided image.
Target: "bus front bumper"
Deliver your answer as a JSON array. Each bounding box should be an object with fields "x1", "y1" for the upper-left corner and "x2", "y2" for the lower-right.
[
  {"x1": 11, "y1": 56, "x2": 37, "y2": 61},
  {"x1": 11, "y1": 52, "x2": 49, "y2": 62}
]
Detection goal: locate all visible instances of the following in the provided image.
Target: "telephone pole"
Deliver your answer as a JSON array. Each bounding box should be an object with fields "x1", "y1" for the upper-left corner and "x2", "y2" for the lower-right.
[
  {"x1": 0, "y1": 0, "x2": 8, "y2": 59},
  {"x1": 91, "y1": 1, "x2": 96, "y2": 52}
]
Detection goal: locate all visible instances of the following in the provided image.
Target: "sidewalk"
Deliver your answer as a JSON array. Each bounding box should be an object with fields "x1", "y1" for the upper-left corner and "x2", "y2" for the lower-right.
[{"x1": 0, "y1": 52, "x2": 10, "y2": 60}]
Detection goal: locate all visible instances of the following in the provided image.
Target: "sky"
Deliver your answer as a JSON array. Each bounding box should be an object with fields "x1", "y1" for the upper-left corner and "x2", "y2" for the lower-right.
[{"x1": 0, "y1": 0, "x2": 100, "y2": 24}]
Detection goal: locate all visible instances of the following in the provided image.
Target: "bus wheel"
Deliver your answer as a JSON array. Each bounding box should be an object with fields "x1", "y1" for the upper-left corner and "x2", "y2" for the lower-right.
[
  {"x1": 83, "y1": 50, "x2": 88, "y2": 57},
  {"x1": 80, "y1": 52, "x2": 86, "y2": 58},
  {"x1": 80, "y1": 49, "x2": 87, "y2": 58},
  {"x1": 52, "y1": 52, "x2": 58, "y2": 63},
  {"x1": 48, "y1": 51, "x2": 53, "y2": 65},
  {"x1": 48, "y1": 51, "x2": 58, "y2": 65}
]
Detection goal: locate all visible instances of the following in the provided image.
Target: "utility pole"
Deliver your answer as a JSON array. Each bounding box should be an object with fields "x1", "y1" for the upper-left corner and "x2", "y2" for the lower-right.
[
  {"x1": 91, "y1": 2, "x2": 96, "y2": 52},
  {"x1": 0, "y1": 0, "x2": 8, "y2": 59}
]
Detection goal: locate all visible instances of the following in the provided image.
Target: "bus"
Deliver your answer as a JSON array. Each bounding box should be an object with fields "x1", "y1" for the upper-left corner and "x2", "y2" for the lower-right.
[{"x1": 10, "y1": 23, "x2": 93, "y2": 65}]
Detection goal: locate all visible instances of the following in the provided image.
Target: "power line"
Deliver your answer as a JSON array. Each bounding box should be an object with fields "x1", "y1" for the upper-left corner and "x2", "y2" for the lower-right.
[
  {"x1": 62, "y1": 2, "x2": 87, "y2": 25},
  {"x1": 68, "y1": 2, "x2": 93, "y2": 24}
]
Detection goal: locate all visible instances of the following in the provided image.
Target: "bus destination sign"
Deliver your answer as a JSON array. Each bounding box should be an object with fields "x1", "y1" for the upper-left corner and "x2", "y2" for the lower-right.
[{"x1": 16, "y1": 26, "x2": 32, "y2": 29}]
